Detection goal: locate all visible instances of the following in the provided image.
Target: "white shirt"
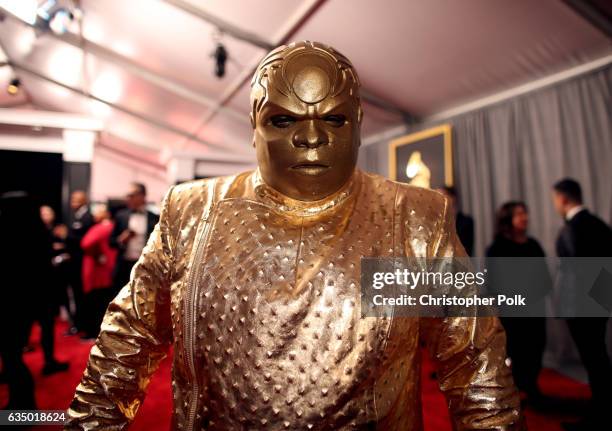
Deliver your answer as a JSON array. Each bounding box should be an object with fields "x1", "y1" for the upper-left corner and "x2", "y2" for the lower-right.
[
  {"x1": 565, "y1": 205, "x2": 586, "y2": 221},
  {"x1": 125, "y1": 211, "x2": 147, "y2": 261},
  {"x1": 74, "y1": 205, "x2": 88, "y2": 219},
  {"x1": 71, "y1": 205, "x2": 89, "y2": 230}
]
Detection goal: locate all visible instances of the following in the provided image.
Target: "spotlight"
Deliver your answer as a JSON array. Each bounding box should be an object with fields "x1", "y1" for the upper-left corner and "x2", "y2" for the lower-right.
[
  {"x1": 7, "y1": 78, "x2": 21, "y2": 96},
  {"x1": 213, "y1": 43, "x2": 227, "y2": 78},
  {"x1": 36, "y1": 0, "x2": 56, "y2": 18},
  {"x1": 34, "y1": 1, "x2": 76, "y2": 35},
  {"x1": 48, "y1": 8, "x2": 74, "y2": 35}
]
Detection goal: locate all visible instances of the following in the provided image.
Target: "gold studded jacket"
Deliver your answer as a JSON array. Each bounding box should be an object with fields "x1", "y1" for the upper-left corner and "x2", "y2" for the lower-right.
[{"x1": 67, "y1": 169, "x2": 522, "y2": 430}]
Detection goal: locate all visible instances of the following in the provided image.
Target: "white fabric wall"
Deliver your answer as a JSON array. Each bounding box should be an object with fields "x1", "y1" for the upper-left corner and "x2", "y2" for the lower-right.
[{"x1": 90, "y1": 147, "x2": 169, "y2": 205}]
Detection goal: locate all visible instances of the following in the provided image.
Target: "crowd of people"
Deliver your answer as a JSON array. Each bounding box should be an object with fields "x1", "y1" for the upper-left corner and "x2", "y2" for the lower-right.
[{"x1": 0, "y1": 182, "x2": 158, "y2": 410}]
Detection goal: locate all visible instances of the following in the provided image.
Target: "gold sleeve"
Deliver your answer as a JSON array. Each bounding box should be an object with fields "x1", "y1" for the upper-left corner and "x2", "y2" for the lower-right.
[
  {"x1": 66, "y1": 187, "x2": 175, "y2": 430},
  {"x1": 420, "y1": 196, "x2": 525, "y2": 430}
]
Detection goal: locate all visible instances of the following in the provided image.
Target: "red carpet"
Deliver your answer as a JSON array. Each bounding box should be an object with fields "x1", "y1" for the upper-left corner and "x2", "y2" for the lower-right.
[{"x1": 1, "y1": 321, "x2": 591, "y2": 430}]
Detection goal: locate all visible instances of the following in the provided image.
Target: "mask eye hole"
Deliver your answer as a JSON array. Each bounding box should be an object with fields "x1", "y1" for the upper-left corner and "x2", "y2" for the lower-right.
[
  {"x1": 270, "y1": 115, "x2": 297, "y2": 128},
  {"x1": 323, "y1": 114, "x2": 346, "y2": 127}
]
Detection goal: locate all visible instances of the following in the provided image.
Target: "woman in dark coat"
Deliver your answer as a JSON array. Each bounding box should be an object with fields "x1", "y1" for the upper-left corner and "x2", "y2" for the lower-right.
[{"x1": 486, "y1": 201, "x2": 550, "y2": 405}]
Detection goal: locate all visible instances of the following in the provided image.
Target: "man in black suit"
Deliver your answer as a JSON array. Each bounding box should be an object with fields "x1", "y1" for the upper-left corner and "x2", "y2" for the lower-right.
[
  {"x1": 440, "y1": 186, "x2": 475, "y2": 256},
  {"x1": 553, "y1": 178, "x2": 612, "y2": 431},
  {"x1": 110, "y1": 183, "x2": 159, "y2": 292},
  {"x1": 66, "y1": 190, "x2": 93, "y2": 333}
]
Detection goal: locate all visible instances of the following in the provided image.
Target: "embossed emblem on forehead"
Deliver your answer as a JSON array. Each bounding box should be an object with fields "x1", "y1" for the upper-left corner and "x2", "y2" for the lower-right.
[
  {"x1": 282, "y1": 50, "x2": 338, "y2": 105},
  {"x1": 291, "y1": 65, "x2": 330, "y2": 104},
  {"x1": 250, "y1": 41, "x2": 362, "y2": 126}
]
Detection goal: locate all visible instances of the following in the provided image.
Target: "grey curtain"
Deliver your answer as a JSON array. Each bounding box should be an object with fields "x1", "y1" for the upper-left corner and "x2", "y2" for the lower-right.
[
  {"x1": 451, "y1": 66, "x2": 611, "y2": 258},
  {"x1": 363, "y1": 64, "x2": 612, "y2": 375}
]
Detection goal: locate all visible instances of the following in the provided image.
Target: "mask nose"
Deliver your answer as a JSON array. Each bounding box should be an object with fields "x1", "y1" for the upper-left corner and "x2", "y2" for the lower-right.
[{"x1": 292, "y1": 120, "x2": 328, "y2": 149}]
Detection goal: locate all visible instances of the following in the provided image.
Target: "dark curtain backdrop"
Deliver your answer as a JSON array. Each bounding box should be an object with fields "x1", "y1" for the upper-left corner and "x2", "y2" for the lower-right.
[
  {"x1": 362, "y1": 64, "x2": 612, "y2": 375},
  {"x1": 0, "y1": 149, "x2": 64, "y2": 220}
]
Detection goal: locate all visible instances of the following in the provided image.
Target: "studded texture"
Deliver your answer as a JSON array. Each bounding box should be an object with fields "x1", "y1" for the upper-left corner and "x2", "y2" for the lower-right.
[{"x1": 67, "y1": 169, "x2": 522, "y2": 430}]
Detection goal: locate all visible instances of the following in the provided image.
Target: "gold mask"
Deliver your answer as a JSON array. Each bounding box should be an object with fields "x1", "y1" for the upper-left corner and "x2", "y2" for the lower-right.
[{"x1": 250, "y1": 41, "x2": 363, "y2": 201}]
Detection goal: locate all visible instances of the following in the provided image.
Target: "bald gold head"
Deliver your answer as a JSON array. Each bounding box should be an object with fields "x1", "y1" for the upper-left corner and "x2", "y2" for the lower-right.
[{"x1": 251, "y1": 41, "x2": 362, "y2": 201}]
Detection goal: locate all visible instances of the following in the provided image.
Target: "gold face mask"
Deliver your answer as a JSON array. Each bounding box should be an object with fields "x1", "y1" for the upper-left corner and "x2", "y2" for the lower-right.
[{"x1": 250, "y1": 41, "x2": 363, "y2": 201}]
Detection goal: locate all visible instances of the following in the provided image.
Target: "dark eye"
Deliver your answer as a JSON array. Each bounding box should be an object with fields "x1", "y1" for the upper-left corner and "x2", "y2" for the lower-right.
[
  {"x1": 323, "y1": 114, "x2": 346, "y2": 127},
  {"x1": 270, "y1": 115, "x2": 297, "y2": 128}
]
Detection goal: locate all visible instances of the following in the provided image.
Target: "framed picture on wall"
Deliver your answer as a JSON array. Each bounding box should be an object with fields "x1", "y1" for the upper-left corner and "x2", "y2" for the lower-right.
[{"x1": 388, "y1": 124, "x2": 453, "y2": 189}]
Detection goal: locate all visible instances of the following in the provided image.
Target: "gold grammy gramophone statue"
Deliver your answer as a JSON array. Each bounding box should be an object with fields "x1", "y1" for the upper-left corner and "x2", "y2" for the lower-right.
[{"x1": 405, "y1": 150, "x2": 431, "y2": 188}]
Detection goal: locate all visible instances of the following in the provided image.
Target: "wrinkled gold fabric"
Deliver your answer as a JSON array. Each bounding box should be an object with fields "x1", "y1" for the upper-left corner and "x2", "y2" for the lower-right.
[{"x1": 67, "y1": 169, "x2": 522, "y2": 430}]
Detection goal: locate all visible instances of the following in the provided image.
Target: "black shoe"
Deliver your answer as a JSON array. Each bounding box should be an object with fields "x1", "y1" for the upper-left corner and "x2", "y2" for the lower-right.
[{"x1": 42, "y1": 360, "x2": 69, "y2": 375}]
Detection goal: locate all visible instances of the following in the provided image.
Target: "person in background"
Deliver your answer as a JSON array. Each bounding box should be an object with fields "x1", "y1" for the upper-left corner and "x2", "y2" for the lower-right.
[
  {"x1": 486, "y1": 201, "x2": 549, "y2": 406},
  {"x1": 0, "y1": 192, "x2": 51, "y2": 409},
  {"x1": 552, "y1": 178, "x2": 612, "y2": 431},
  {"x1": 34, "y1": 205, "x2": 70, "y2": 375},
  {"x1": 40, "y1": 205, "x2": 57, "y2": 231},
  {"x1": 41, "y1": 205, "x2": 69, "y2": 252},
  {"x1": 40, "y1": 205, "x2": 70, "y2": 313},
  {"x1": 80, "y1": 204, "x2": 117, "y2": 340},
  {"x1": 109, "y1": 183, "x2": 158, "y2": 292},
  {"x1": 439, "y1": 186, "x2": 474, "y2": 256},
  {"x1": 66, "y1": 190, "x2": 94, "y2": 334}
]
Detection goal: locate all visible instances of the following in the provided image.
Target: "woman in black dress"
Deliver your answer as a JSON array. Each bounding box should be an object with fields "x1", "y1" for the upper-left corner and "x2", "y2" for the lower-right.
[{"x1": 486, "y1": 201, "x2": 550, "y2": 404}]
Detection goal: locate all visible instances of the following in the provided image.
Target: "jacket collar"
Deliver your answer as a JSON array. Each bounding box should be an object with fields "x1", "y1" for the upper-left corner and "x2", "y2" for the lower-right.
[{"x1": 565, "y1": 205, "x2": 586, "y2": 221}]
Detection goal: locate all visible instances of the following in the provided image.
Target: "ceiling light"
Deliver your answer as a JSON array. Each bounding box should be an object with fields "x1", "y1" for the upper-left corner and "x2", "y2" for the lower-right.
[
  {"x1": 7, "y1": 78, "x2": 21, "y2": 96},
  {"x1": 13, "y1": 28, "x2": 37, "y2": 56},
  {"x1": 35, "y1": 0, "x2": 56, "y2": 21},
  {"x1": 91, "y1": 72, "x2": 123, "y2": 104},
  {"x1": 48, "y1": 8, "x2": 74, "y2": 34},
  {"x1": 47, "y1": 45, "x2": 83, "y2": 87},
  {"x1": 34, "y1": 1, "x2": 77, "y2": 35}
]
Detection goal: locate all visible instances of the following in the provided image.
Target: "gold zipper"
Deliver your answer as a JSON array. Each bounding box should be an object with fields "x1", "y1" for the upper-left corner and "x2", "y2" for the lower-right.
[{"x1": 184, "y1": 179, "x2": 217, "y2": 431}]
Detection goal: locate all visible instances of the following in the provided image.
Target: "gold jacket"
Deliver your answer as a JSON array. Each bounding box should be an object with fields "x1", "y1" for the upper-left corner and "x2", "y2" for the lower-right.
[{"x1": 67, "y1": 169, "x2": 522, "y2": 430}]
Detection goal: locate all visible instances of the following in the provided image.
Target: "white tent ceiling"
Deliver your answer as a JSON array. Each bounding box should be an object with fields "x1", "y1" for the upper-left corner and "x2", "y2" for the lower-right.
[{"x1": 0, "y1": 0, "x2": 610, "y2": 167}]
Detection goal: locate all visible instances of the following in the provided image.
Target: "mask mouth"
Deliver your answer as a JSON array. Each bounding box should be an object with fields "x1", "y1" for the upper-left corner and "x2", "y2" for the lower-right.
[{"x1": 291, "y1": 162, "x2": 330, "y2": 174}]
